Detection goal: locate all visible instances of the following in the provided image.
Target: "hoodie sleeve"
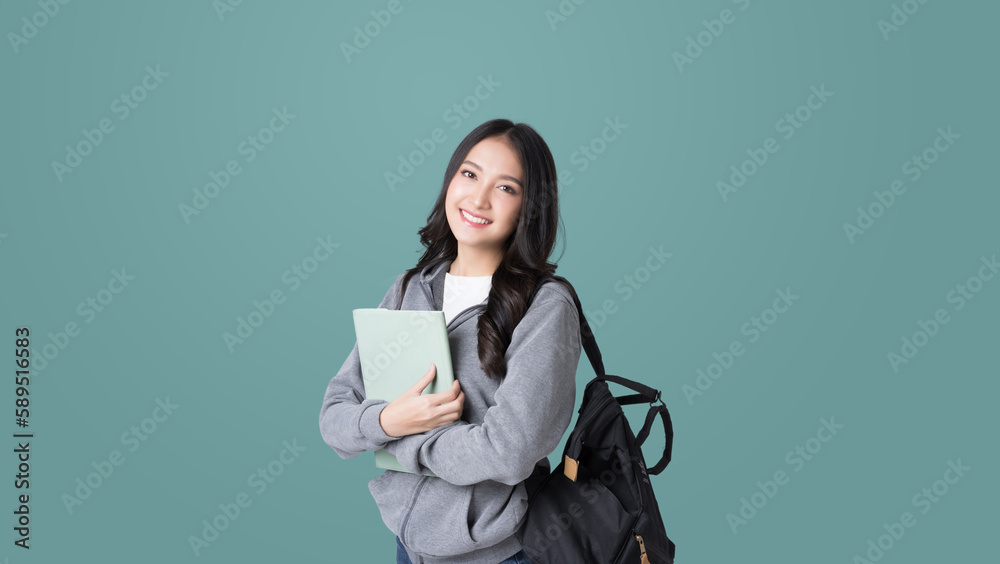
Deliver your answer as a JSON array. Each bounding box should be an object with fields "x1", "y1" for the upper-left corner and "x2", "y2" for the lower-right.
[
  {"x1": 384, "y1": 289, "x2": 581, "y2": 486},
  {"x1": 318, "y1": 273, "x2": 405, "y2": 459}
]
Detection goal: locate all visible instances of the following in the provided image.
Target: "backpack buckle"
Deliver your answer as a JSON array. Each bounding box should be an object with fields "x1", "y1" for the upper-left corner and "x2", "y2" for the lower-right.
[{"x1": 650, "y1": 389, "x2": 663, "y2": 407}]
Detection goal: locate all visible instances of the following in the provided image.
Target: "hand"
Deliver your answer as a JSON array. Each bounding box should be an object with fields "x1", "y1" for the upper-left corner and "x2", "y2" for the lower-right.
[{"x1": 379, "y1": 364, "x2": 465, "y2": 438}]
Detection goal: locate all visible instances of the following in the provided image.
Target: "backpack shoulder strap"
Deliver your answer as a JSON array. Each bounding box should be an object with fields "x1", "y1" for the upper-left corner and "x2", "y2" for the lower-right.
[
  {"x1": 532, "y1": 274, "x2": 605, "y2": 377},
  {"x1": 534, "y1": 275, "x2": 674, "y2": 476}
]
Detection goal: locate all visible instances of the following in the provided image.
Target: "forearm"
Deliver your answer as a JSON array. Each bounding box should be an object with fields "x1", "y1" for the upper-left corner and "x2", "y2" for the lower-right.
[
  {"x1": 318, "y1": 273, "x2": 405, "y2": 459},
  {"x1": 319, "y1": 342, "x2": 401, "y2": 459},
  {"x1": 385, "y1": 402, "x2": 572, "y2": 485}
]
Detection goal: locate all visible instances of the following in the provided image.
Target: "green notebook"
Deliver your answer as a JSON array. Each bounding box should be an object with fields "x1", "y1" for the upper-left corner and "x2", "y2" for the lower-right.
[{"x1": 352, "y1": 308, "x2": 456, "y2": 476}]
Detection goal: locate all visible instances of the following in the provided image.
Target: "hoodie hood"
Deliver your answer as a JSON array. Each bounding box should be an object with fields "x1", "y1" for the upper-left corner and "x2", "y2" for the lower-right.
[{"x1": 418, "y1": 257, "x2": 452, "y2": 311}]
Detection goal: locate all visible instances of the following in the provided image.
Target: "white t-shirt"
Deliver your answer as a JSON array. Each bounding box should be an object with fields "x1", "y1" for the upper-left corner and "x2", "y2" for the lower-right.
[{"x1": 443, "y1": 272, "x2": 491, "y2": 325}]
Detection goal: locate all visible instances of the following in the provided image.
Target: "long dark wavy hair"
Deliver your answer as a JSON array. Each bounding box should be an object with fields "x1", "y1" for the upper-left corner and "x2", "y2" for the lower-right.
[{"x1": 396, "y1": 118, "x2": 580, "y2": 380}]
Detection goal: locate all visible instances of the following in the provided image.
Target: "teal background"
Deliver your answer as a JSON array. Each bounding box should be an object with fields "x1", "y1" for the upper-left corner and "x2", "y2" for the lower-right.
[{"x1": 2, "y1": 0, "x2": 997, "y2": 561}]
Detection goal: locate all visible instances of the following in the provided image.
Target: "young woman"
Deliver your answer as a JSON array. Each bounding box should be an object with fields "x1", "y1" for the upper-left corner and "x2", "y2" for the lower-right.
[{"x1": 319, "y1": 119, "x2": 584, "y2": 564}]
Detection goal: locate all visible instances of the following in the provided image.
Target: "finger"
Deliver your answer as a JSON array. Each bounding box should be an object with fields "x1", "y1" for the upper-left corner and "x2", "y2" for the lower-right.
[
  {"x1": 408, "y1": 364, "x2": 436, "y2": 393},
  {"x1": 427, "y1": 379, "x2": 460, "y2": 403},
  {"x1": 437, "y1": 403, "x2": 462, "y2": 422},
  {"x1": 445, "y1": 380, "x2": 462, "y2": 399},
  {"x1": 448, "y1": 391, "x2": 466, "y2": 412}
]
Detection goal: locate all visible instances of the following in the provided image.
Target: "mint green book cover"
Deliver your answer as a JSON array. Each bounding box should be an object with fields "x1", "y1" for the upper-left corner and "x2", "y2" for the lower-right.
[{"x1": 352, "y1": 309, "x2": 456, "y2": 476}]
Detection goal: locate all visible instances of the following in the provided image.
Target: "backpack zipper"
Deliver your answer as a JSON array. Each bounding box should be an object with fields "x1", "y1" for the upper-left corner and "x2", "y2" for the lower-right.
[
  {"x1": 568, "y1": 390, "x2": 656, "y2": 564},
  {"x1": 573, "y1": 393, "x2": 613, "y2": 437},
  {"x1": 562, "y1": 394, "x2": 612, "y2": 481},
  {"x1": 635, "y1": 534, "x2": 650, "y2": 564},
  {"x1": 565, "y1": 394, "x2": 612, "y2": 453},
  {"x1": 637, "y1": 532, "x2": 672, "y2": 562}
]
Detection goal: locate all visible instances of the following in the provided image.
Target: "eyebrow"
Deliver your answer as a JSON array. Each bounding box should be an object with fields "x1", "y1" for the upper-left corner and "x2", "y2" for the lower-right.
[{"x1": 462, "y1": 160, "x2": 523, "y2": 188}]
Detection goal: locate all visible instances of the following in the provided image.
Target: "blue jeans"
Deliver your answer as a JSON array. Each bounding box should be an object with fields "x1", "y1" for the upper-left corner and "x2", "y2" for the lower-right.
[{"x1": 396, "y1": 536, "x2": 532, "y2": 564}]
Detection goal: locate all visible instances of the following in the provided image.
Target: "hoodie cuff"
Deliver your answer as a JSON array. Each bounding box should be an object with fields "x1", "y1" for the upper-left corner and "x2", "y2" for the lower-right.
[{"x1": 359, "y1": 401, "x2": 398, "y2": 446}]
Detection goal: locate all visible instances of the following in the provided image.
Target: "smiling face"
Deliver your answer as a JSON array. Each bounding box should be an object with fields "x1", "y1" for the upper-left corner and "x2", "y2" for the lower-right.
[{"x1": 444, "y1": 136, "x2": 524, "y2": 266}]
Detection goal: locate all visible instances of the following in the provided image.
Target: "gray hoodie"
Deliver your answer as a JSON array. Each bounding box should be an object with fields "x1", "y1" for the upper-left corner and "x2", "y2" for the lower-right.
[{"x1": 319, "y1": 258, "x2": 581, "y2": 563}]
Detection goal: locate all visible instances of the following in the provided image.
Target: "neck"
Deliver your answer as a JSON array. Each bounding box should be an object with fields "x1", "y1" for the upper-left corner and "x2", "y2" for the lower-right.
[{"x1": 450, "y1": 247, "x2": 501, "y2": 277}]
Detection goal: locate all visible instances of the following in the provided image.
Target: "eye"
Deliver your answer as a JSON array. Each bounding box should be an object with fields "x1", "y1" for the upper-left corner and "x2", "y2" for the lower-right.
[
  {"x1": 461, "y1": 169, "x2": 476, "y2": 179},
  {"x1": 499, "y1": 185, "x2": 517, "y2": 195}
]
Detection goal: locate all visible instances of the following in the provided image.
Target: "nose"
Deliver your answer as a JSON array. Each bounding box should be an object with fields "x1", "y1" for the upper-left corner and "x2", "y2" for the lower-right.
[{"x1": 470, "y1": 180, "x2": 492, "y2": 208}]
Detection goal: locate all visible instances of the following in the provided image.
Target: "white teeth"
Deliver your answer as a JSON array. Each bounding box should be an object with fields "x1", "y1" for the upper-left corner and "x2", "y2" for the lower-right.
[{"x1": 461, "y1": 209, "x2": 491, "y2": 224}]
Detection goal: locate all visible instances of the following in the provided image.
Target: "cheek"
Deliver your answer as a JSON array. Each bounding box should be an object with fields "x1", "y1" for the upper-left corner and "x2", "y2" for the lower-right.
[
  {"x1": 445, "y1": 180, "x2": 467, "y2": 204},
  {"x1": 444, "y1": 186, "x2": 459, "y2": 210},
  {"x1": 508, "y1": 201, "x2": 523, "y2": 226}
]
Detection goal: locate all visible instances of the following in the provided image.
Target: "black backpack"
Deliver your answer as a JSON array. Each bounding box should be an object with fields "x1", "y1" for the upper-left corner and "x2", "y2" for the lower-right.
[{"x1": 517, "y1": 276, "x2": 676, "y2": 563}]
